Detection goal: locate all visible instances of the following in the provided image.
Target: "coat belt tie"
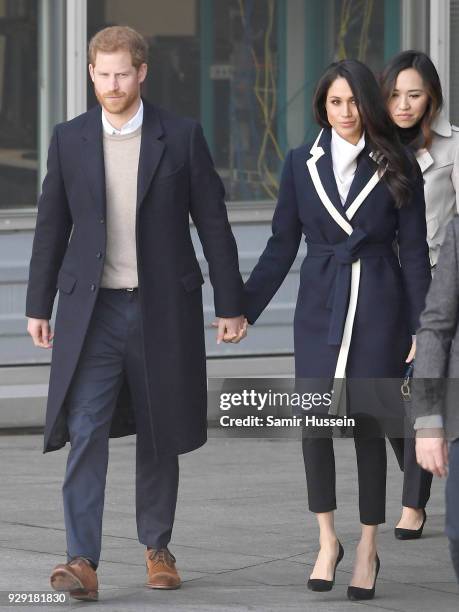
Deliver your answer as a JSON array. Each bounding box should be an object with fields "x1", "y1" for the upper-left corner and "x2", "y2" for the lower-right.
[{"x1": 307, "y1": 230, "x2": 395, "y2": 347}]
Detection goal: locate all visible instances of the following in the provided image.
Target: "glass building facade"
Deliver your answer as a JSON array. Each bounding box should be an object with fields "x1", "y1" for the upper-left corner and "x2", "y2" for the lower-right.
[
  {"x1": 0, "y1": 0, "x2": 457, "y2": 364},
  {"x1": 86, "y1": 0, "x2": 404, "y2": 203}
]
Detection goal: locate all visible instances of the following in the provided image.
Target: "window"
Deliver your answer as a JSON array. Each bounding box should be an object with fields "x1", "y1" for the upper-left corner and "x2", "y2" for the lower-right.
[
  {"x1": 87, "y1": 1, "x2": 400, "y2": 203},
  {"x1": 331, "y1": 0, "x2": 389, "y2": 70},
  {"x1": 88, "y1": 0, "x2": 284, "y2": 202},
  {"x1": 0, "y1": 0, "x2": 38, "y2": 209},
  {"x1": 210, "y1": 0, "x2": 283, "y2": 201}
]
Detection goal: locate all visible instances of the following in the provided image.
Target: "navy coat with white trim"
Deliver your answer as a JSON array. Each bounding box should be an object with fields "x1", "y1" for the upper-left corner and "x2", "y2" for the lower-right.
[
  {"x1": 26, "y1": 99, "x2": 244, "y2": 455},
  {"x1": 245, "y1": 128, "x2": 431, "y2": 384}
]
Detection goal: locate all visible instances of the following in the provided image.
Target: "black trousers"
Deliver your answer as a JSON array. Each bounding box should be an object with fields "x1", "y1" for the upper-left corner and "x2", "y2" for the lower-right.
[
  {"x1": 302, "y1": 416, "x2": 387, "y2": 525},
  {"x1": 389, "y1": 437, "x2": 432, "y2": 509}
]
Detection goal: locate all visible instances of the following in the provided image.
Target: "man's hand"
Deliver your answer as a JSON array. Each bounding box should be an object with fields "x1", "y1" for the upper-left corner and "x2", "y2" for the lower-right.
[
  {"x1": 212, "y1": 316, "x2": 248, "y2": 344},
  {"x1": 415, "y1": 428, "x2": 449, "y2": 477},
  {"x1": 27, "y1": 318, "x2": 54, "y2": 349}
]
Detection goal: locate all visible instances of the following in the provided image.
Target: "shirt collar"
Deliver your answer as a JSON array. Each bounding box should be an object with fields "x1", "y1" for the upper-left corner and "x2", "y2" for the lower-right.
[
  {"x1": 101, "y1": 99, "x2": 144, "y2": 135},
  {"x1": 331, "y1": 128, "x2": 366, "y2": 172},
  {"x1": 331, "y1": 128, "x2": 365, "y2": 152}
]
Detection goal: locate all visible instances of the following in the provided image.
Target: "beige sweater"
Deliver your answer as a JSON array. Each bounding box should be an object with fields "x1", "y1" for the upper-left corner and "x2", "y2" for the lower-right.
[{"x1": 100, "y1": 126, "x2": 141, "y2": 288}]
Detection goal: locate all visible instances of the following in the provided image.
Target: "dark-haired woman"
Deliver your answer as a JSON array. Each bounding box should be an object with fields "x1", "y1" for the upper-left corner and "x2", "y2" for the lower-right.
[
  {"x1": 380, "y1": 50, "x2": 459, "y2": 541},
  {"x1": 243, "y1": 59, "x2": 431, "y2": 600}
]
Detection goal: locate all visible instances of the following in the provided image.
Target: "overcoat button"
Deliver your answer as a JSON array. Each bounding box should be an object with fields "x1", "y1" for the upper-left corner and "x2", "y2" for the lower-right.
[
  {"x1": 100, "y1": 218, "x2": 105, "y2": 224},
  {"x1": 96, "y1": 252, "x2": 102, "y2": 259},
  {"x1": 90, "y1": 284, "x2": 96, "y2": 291}
]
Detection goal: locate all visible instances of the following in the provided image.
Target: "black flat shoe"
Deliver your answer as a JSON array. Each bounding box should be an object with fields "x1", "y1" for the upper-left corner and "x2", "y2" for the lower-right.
[
  {"x1": 347, "y1": 554, "x2": 380, "y2": 601},
  {"x1": 307, "y1": 541, "x2": 344, "y2": 592},
  {"x1": 394, "y1": 509, "x2": 427, "y2": 540}
]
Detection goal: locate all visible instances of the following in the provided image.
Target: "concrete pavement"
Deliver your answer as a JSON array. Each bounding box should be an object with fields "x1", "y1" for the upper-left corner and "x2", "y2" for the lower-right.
[{"x1": 0, "y1": 431, "x2": 457, "y2": 611}]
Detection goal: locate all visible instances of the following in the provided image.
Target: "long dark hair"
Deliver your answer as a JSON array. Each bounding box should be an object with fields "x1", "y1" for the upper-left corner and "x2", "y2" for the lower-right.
[
  {"x1": 380, "y1": 50, "x2": 443, "y2": 149},
  {"x1": 312, "y1": 59, "x2": 413, "y2": 209}
]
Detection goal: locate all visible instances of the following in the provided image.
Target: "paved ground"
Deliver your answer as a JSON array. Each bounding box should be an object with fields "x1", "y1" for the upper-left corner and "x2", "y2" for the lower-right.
[{"x1": 0, "y1": 432, "x2": 457, "y2": 611}]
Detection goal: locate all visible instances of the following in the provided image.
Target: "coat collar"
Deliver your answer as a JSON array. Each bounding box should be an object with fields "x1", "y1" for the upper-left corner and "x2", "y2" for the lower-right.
[
  {"x1": 81, "y1": 98, "x2": 165, "y2": 217},
  {"x1": 414, "y1": 115, "x2": 453, "y2": 173},
  {"x1": 415, "y1": 148, "x2": 434, "y2": 173},
  {"x1": 307, "y1": 128, "x2": 383, "y2": 233},
  {"x1": 81, "y1": 106, "x2": 106, "y2": 220},
  {"x1": 310, "y1": 128, "x2": 345, "y2": 218},
  {"x1": 137, "y1": 99, "x2": 165, "y2": 207},
  {"x1": 431, "y1": 114, "x2": 452, "y2": 138},
  {"x1": 342, "y1": 142, "x2": 378, "y2": 211}
]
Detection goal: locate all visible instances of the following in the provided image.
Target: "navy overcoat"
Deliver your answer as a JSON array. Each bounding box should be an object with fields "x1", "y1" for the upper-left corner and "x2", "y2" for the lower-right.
[
  {"x1": 26, "y1": 99, "x2": 243, "y2": 455},
  {"x1": 245, "y1": 128, "x2": 431, "y2": 409}
]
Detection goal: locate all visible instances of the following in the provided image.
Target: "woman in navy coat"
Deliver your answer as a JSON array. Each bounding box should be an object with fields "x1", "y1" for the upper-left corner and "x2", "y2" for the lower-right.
[{"x1": 244, "y1": 60, "x2": 431, "y2": 600}]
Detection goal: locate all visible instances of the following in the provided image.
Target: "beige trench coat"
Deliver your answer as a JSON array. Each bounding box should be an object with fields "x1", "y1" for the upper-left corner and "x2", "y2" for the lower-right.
[{"x1": 416, "y1": 115, "x2": 459, "y2": 266}]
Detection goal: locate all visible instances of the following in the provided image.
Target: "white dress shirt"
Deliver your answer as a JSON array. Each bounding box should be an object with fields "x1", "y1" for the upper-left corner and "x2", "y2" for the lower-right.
[
  {"x1": 331, "y1": 128, "x2": 366, "y2": 205},
  {"x1": 101, "y1": 99, "x2": 144, "y2": 135}
]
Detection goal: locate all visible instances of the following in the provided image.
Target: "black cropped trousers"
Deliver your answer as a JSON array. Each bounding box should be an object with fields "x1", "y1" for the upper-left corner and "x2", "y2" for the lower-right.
[{"x1": 302, "y1": 415, "x2": 387, "y2": 525}]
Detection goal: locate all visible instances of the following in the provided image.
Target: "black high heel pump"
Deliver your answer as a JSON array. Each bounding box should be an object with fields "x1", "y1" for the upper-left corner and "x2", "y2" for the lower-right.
[
  {"x1": 347, "y1": 554, "x2": 380, "y2": 601},
  {"x1": 394, "y1": 508, "x2": 427, "y2": 540},
  {"x1": 307, "y1": 541, "x2": 344, "y2": 592}
]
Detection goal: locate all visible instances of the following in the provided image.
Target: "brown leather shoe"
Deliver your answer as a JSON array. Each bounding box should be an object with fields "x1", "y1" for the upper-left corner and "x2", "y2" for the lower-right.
[
  {"x1": 50, "y1": 557, "x2": 98, "y2": 601},
  {"x1": 145, "y1": 548, "x2": 181, "y2": 589}
]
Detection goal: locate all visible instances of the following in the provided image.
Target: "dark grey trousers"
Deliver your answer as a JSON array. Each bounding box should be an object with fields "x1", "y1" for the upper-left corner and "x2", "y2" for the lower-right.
[
  {"x1": 446, "y1": 438, "x2": 459, "y2": 582},
  {"x1": 62, "y1": 289, "x2": 179, "y2": 567}
]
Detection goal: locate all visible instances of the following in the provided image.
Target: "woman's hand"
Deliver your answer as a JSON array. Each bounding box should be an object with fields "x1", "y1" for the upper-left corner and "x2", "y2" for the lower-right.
[{"x1": 405, "y1": 336, "x2": 416, "y2": 363}]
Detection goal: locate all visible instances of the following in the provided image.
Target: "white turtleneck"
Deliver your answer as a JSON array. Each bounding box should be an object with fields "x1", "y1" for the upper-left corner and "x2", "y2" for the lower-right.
[{"x1": 331, "y1": 128, "x2": 365, "y2": 205}]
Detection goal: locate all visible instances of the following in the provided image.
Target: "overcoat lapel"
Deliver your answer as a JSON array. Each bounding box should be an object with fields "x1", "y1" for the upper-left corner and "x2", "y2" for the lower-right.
[
  {"x1": 137, "y1": 101, "x2": 165, "y2": 208},
  {"x1": 82, "y1": 107, "x2": 106, "y2": 220},
  {"x1": 306, "y1": 129, "x2": 353, "y2": 235},
  {"x1": 345, "y1": 152, "x2": 383, "y2": 221},
  {"x1": 343, "y1": 146, "x2": 378, "y2": 211},
  {"x1": 315, "y1": 130, "x2": 346, "y2": 217},
  {"x1": 415, "y1": 148, "x2": 434, "y2": 174}
]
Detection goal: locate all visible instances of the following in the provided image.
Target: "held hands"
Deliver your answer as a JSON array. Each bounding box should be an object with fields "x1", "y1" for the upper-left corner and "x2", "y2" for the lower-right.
[
  {"x1": 415, "y1": 429, "x2": 448, "y2": 478},
  {"x1": 27, "y1": 318, "x2": 53, "y2": 349},
  {"x1": 212, "y1": 315, "x2": 248, "y2": 344}
]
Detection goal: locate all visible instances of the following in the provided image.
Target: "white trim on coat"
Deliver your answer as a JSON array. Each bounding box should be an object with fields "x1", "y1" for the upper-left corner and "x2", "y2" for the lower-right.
[{"x1": 306, "y1": 129, "x2": 385, "y2": 414}]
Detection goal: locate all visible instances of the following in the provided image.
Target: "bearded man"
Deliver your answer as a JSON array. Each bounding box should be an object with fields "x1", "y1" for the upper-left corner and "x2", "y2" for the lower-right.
[{"x1": 26, "y1": 25, "x2": 245, "y2": 601}]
